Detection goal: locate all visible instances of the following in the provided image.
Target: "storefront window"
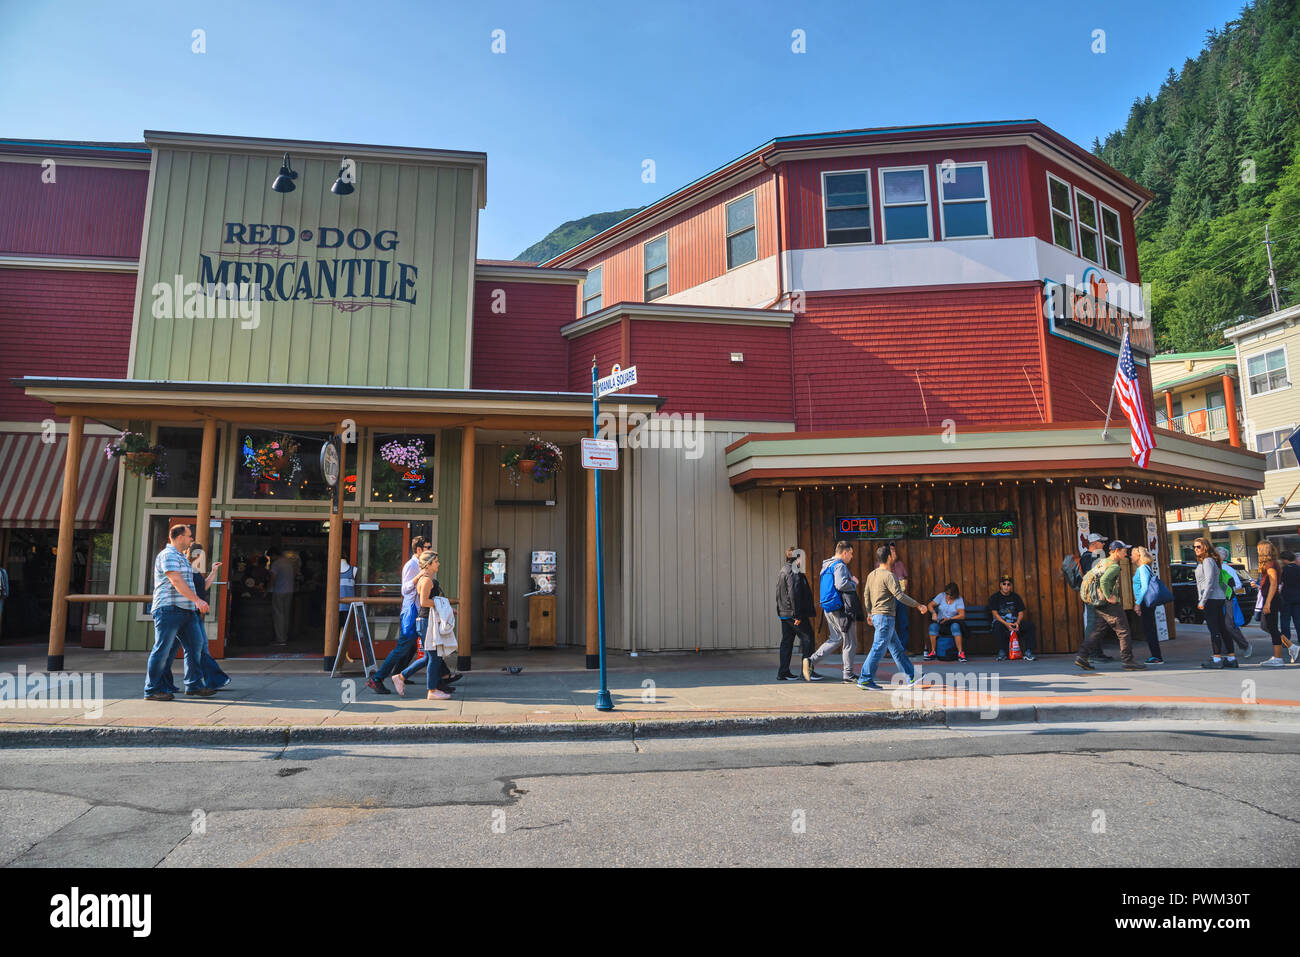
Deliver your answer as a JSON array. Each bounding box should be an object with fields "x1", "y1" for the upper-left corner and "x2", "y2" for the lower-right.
[
  {"x1": 152, "y1": 426, "x2": 221, "y2": 499},
  {"x1": 370, "y1": 433, "x2": 438, "y2": 504},
  {"x1": 232, "y1": 429, "x2": 356, "y2": 501}
]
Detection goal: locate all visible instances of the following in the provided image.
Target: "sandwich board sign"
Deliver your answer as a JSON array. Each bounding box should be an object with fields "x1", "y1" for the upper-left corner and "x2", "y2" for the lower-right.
[
  {"x1": 581, "y1": 437, "x2": 618, "y2": 470},
  {"x1": 330, "y1": 602, "x2": 378, "y2": 678}
]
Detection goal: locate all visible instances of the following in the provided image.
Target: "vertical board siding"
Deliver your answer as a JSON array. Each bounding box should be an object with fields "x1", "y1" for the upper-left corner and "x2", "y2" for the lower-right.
[
  {"x1": 791, "y1": 285, "x2": 1046, "y2": 430},
  {"x1": 131, "y1": 149, "x2": 478, "y2": 387},
  {"x1": 0, "y1": 163, "x2": 149, "y2": 259},
  {"x1": 782, "y1": 145, "x2": 1030, "y2": 250},
  {"x1": 471, "y1": 279, "x2": 578, "y2": 391},
  {"x1": 629, "y1": 434, "x2": 796, "y2": 651},
  {"x1": 799, "y1": 482, "x2": 1087, "y2": 655},
  {"x1": 0, "y1": 269, "x2": 135, "y2": 420},
  {"x1": 571, "y1": 171, "x2": 776, "y2": 313}
]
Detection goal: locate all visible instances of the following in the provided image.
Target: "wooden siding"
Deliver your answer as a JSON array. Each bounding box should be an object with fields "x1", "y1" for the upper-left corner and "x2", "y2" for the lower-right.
[
  {"x1": 796, "y1": 482, "x2": 1175, "y2": 655},
  {"x1": 0, "y1": 268, "x2": 135, "y2": 421},
  {"x1": 571, "y1": 171, "x2": 777, "y2": 313},
  {"x1": 471, "y1": 279, "x2": 577, "y2": 391},
  {"x1": 0, "y1": 163, "x2": 148, "y2": 259},
  {"x1": 130, "y1": 148, "x2": 478, "y2": 387},
  {"x1": 627, "y1": 435, "x2": 796, "y2": 651},
  {"x1": 782, "y1": 145, "x2": 1031, "y2": 250},
  {"x1": 567, "y1": 322, "x2": 622, "y2": 392},
  {"x1": 791, "y1": 285, "x2": 1047, "y2": 431}
]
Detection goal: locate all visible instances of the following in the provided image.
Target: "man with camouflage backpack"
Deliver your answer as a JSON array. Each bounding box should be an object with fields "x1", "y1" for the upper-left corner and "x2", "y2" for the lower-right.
[{"x1": 1075, "y1": 540, "x2": 1145, "y2": 672}]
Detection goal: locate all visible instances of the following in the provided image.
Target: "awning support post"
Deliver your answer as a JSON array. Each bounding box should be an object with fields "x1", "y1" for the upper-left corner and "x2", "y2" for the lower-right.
[{"x1": 47, "y1": 415, "x2": 84, "y2": 672}]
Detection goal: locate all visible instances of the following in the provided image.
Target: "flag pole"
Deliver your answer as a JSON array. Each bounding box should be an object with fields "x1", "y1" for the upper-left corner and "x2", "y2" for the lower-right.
[{"x1": 1100, "y1": 323, "x2": 1127, "y2": 440}]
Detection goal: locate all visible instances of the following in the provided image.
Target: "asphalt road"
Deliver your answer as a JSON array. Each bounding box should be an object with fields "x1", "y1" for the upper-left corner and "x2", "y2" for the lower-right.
[{"x1": 1, "y1": 721, "x2": 1297, "y2": 867}]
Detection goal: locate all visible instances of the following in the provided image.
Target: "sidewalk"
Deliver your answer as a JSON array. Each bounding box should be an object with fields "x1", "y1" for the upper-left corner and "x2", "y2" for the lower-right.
[{"x1": 0, "y1": 624, "x2": 1296, "y2": 739}]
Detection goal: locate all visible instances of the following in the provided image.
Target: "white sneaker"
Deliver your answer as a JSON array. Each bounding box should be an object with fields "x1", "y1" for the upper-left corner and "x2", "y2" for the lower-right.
[
  {"x1": 1260, "y1": 657, "x2": 1285, "y2": 668},
  {"x1": 1289, "y1": 642, "x2": 1300, "y2": 664}
]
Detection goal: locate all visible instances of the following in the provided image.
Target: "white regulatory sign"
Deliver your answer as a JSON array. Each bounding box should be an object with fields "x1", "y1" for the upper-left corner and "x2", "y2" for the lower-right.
[
  {"x1": 581, "y1": 437, "x2": 619, "y2": 470},
  {"x1": 597, "y1": 363, "x2": 638, "y2": 398}
]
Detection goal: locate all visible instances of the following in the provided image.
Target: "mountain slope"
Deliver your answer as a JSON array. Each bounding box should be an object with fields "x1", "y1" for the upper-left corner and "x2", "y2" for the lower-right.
[{"x1": 515, "y1": 208, "x2": 643, "y2": 263}]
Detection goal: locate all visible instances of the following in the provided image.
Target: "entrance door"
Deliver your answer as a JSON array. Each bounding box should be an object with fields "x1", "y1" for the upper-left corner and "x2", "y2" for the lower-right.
[{"x1": 353, "y1": 520, "x2": 410, "y2": 608}]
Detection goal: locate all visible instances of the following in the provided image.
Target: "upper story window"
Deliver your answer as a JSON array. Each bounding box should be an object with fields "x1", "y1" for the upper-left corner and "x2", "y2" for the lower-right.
[
  {"x1": 1246, "y1": 346, "x2": 1289, "y2": 396},
  {"x1": 644, "y1": 235, "x2": 668, "y2": 301},
  {"x1": 879, "y1": 166, "x2": 932, "y2": 242},
  {"x1": 1256, "y1": 426, "x2": 1298, "y2": 471},
  {"x1": 1074, "y1": 189, "x2": 1102, "y2": 264},
  {"x1": 822, "y1": 170, "x2": 872, "y2": 245},
  {"x1": 583, "y1": 266, "x2": 603, "y2": 315},
  {"x1": 1047, "y1": 173, "x2": 1075, "y2": 253},
  {"x1": 725, "y1": 193, "x2": 757, "y2": 268},
  {"x1": 936, "y1": 162, "x2": 991, "y2": 239},
  {"x1": 1100, "y1": 204, "x2": 1125, "y2": 275}
]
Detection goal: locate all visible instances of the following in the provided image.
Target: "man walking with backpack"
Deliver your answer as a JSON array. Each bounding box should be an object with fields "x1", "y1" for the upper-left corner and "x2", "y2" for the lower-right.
[
  {"x1": 776, "y1": 547, "x2": 822, "y2": 681},
  {"x1": 805, "y1": 542, "x2": 861, "y2": 682},
  {"x1": 1075, "y1": 540, "x2": 1144, "y2": 671}
]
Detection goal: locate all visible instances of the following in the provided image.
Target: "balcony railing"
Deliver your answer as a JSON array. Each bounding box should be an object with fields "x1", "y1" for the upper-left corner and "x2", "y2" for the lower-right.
[{"x1": 1157, "y1": 406, "x2": 1239, "y2": 438}]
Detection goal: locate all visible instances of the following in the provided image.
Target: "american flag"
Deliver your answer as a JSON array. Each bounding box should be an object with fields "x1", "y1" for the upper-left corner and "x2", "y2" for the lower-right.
[{"x1": 1114, "y1": 326, "x2": 1155, "y2": 468}]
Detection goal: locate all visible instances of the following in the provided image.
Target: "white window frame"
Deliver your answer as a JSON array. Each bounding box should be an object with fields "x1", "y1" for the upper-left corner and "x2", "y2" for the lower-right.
[
  {"x1": 935, "y1": 160, "x2": 992, "y2": 240},
  {"x1": 1100, "y1": 202, "x2": 1125, "y2": 276},
  {"x1": 643, "y1": 233, "x2": 668, "y2": 301},
  {"x1": 582, "y1": 265, "x2": 603, "y2": 315},
  {"x1": 365, "y1": 429, "x2": 441, "y2": 509},
  {"x1": 1073, "y1": 188, "x2": 1102, "y2": 265},
  {"x1": 1255, "y1": 424, "x2": 1299, "y2": 472},
  {"x1": 820, "y1": 169, "x2": 874, "y2": 247},
  {"x1": 724, "y1": 191, "x2": 759, "y2": 270},
  {"x1": 878, "y1": 165, "x2": 933, "y2": 243},
  {"x1": 1046, "y1": 172, "x2": 1076, "y2": 254},
  {"x1": 1244, "y1": 345, "x2": 1291, "y2": 398}
]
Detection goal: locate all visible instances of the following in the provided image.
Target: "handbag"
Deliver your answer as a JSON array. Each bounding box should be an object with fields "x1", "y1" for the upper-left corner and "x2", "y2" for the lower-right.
[
  {"x1": 1143, "y1": 568, "x2": 1174, "y2": 607},
  {"x1": 1232, "y1": 596, "x2": 1245, "y2": 628}
]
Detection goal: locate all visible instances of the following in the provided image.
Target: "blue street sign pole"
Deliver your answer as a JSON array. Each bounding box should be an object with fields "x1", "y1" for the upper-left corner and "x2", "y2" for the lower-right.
[{"x1": 592, "y1": 358, "x2": 614, "y2": 711}]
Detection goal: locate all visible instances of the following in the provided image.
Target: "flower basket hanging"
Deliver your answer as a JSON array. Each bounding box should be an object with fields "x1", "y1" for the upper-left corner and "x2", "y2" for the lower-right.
[
  {"x1": 243, "y1": 434, "x2": 301, "y2": 483},
  {"x1": 380, "y1": 438, "x2": 426, "y2": 476},
  {"x1": 106, "y1": 431, "x2": 168, "y2": 482},
  {"x1": 520, "y1": 434, "x2": 562, "y2": 484}
]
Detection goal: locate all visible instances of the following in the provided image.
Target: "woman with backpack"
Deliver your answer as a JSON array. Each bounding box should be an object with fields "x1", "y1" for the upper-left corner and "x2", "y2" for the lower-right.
[
  {"x1": 1194, "y1": 537, "x2": 1234, "y2": 669},
  {"x1": 1130, "y1": 546, "x2": 1162, "y2": 663}
]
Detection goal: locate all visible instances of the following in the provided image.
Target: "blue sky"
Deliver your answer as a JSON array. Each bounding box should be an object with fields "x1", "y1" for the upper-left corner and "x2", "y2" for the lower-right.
[{"x1": 0, "y1": 0, "x2": 1246, "y2": 259}]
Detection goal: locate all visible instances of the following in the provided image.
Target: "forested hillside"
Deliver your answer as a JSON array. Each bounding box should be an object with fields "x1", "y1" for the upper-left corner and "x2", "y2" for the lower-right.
[{"x1": 1094, "y1": 0, "x2": 1300, "y2": 350}]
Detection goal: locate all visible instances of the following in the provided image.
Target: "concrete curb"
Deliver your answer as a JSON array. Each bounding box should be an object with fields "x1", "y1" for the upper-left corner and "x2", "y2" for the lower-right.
[{"x1": 1, "y1": 701, "x2": 1297, "y2": 747}]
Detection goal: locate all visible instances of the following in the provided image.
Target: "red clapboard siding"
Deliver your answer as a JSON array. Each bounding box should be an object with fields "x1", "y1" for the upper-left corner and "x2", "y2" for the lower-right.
[
  {"x1": 1046, "y1": 331, "x2": 1157, "y2": 427},
  {"x1": 568, "y1": 324, "x2": 623, "y2": 393},
  {"x1": 471, "y1": 279, "x2": 578, "y2": 391},
  {"x1": 0, "y1": 269, "x2": 135, "y2": 420},
  {"x1": 572, "y1": 171, "x2": 777, "y2": 313},
  {"x1": 0, "y1": 164, "x2": 149, "y2": 260},
  {"x1": 626, "y1": 321, "x2": 792, "y2": 420},
  {"x1": 791, "y1": 285, "x2": 1047, "y2": 431},
  {"x1": 1025, "y1": 149, "x2": 1140, "y2": 283},
  {"x1": 782, "y1": 145, "x2": 1031, "y2": 250}
]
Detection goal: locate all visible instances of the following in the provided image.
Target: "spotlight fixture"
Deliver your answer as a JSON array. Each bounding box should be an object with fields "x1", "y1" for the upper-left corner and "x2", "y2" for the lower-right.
[
  {"x1": 271, "y1": 153, "x2": 298, "y2": 193},
  {"x1": 331, "y1": 156, "x2": 355, "y2": 196}
]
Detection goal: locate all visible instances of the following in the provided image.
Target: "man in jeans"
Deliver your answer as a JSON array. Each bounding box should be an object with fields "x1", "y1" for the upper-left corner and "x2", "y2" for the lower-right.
[
  {"x1": 144, "y1": 524, "x2": 215, "y2": 701},
  {"x1": 1075, "y1": 540, "x2": 1145, "y2": 672},
  {"x1": 806, "y1": 542, "x2": 860, "y2": 682},
  {"x1": 368, "y1": 536, "x2": 431, "y2": 694},
  {"x1": 858, "y1": 545, "x2": 925, "y2": 691}
]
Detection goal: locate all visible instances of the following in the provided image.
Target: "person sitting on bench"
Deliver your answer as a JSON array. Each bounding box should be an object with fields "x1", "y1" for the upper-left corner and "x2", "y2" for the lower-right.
[
  {"x1": 922, "y1": 583, "x2": 967, "y2": 662},
  {"x1": 990, "y1": 574, "x2": 1037, "y2": 661}
]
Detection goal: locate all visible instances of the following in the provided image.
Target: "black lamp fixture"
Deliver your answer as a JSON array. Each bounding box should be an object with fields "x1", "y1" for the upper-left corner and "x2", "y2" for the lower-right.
[
  {"x1": 331, "y1": 156, "x2": 355, "y2": 196},
  {"x1": 271, "y1": 153, "x2": 298, "y2": 193}
]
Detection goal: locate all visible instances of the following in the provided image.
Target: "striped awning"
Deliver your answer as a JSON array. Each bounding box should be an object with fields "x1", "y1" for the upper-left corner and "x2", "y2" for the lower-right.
[{"x1": 0, "y1": 432, "x2": 117, "y2": 529}]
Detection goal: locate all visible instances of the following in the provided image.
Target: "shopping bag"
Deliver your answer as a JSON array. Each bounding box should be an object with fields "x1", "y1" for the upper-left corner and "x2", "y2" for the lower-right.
[{"x1": 1009, "y1": 629, "x2": 1022, "y2": 660}]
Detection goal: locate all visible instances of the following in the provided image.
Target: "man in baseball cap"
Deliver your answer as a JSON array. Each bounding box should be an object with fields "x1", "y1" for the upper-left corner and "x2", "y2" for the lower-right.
[
  {"x1": 1076, "y1": 540, "x2": 1144, "y2": 671},
  {"x1": 1079, "y1": 533, "x2": 1114, "y2": 660}
]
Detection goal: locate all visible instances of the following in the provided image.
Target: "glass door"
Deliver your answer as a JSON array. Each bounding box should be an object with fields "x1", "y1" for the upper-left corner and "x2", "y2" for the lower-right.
[{"x1": 354, "y1": 522, "x2": 410, "y2": 622}]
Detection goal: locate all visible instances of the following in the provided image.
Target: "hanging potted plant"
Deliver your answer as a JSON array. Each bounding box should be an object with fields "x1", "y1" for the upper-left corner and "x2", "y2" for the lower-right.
[
  {"x1": 380, "y1": 437, "x2": 426, "y2": 476},
  {"x1": 501, "y1": 445, "x2": 523, "y2": 486},
  {"x1": 521, "y1": 434, "x2": 563, "y2": 484},
  {"x1": 243, "y1": 434, "x2": 301, "y2": 483},
  {"x1": 106, "y1": 431, "x2": 168, "y2": 481}
]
